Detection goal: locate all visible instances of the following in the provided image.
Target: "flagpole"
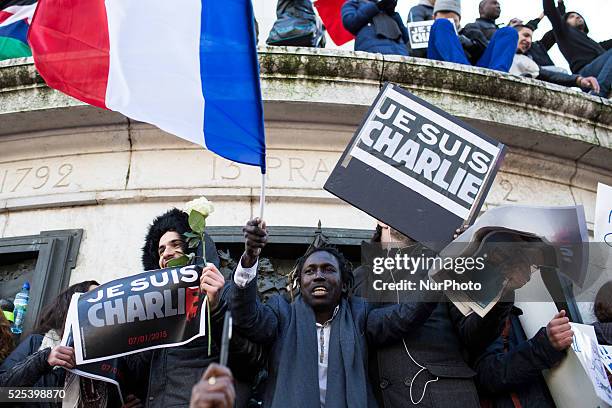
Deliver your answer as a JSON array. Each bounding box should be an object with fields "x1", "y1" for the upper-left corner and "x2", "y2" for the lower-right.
[{"x1": 259, "y1": 171, "x2": 266, "y2": 220}]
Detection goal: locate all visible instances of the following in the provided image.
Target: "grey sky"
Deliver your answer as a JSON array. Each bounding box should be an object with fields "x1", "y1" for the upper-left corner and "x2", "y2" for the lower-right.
[{"x1": 254, "y1": 0, "x2": 611, "y2": 72}]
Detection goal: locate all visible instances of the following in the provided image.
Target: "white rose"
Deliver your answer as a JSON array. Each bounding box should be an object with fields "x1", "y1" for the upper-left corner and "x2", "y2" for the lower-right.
[{"x1": 184, "y1": 197, "x2": 215, "y2": 218}]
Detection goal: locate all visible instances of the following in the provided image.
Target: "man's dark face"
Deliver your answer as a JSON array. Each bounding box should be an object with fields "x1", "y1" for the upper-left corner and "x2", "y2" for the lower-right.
[
  {"x1": 300, "y1": 251, "x2": 343, "y2": 317},
  {"x1": 481, "y1": 0, "x2": 501, "y2": 20},
  {"x1": 566, "y1": 13, "x2": 586, "y2": 32}
]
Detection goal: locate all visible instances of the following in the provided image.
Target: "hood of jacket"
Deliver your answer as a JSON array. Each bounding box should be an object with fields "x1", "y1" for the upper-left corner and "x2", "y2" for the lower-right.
[{"x1": 564, "y1": 11, "x2": 589, "y2": 34}]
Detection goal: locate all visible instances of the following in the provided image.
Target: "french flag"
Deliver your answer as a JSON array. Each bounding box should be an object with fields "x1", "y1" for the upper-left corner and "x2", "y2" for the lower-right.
[{"x1": 28, "y1": 0, "x2": 266, "y2": 170}]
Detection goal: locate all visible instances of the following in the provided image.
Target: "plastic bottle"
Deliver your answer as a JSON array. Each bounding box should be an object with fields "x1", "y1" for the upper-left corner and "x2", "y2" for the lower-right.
[{"x1": 11, "y1": 282, "x2": 30, "y2": 334}]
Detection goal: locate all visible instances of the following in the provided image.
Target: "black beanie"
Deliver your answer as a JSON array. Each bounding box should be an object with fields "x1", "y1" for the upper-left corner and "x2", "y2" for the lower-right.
[{"x1": 142, "y1": 208, "x2": 220, "y2": 271}]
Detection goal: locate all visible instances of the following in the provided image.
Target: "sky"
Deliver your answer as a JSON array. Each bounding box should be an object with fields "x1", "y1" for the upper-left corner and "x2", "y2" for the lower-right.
[{"x1": 253, "y1": 0, "x2": 611, "y2": 72}]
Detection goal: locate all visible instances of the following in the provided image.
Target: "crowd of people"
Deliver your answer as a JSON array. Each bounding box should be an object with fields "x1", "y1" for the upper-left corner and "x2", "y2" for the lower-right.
[
  {"x1": 0, "y1": 208, "x2": 610, "y2": 408},
  {"x1": 340, "y1": 0, "x2": 611, "y2": 98}
]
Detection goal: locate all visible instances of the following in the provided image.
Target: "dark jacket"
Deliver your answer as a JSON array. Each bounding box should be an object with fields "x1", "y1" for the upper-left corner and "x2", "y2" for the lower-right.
[
  {"x1": 231, "y1": 276, "x2": 438, "y2": 408},
  {"x1": 125, "y1": 283, "x2": 265, "y2": 408},
  {"x1": 525, "y1": 17, "x2": 558, "y2": 67},
  {"x1": 342, "y1": 0, "x2": 409, "y2": 56},
  {"x1": 463, "y1": 18, "x2": 499, "y2": 42},
  {"x1": 537, "y1": 66, "x2": 581, "y2": 87},
  {"x1": 459, "y1": 25, "x2": 490, "y2": 65},
  {"x1": 475, "y1": 308, "x2": 564, "y2": 408},
  {"x1": 543, "y1": 0, "x2": 608, "y2": 73},
  {"x1": 353, "y1": 264, "x2": 512, "y2": 408},
  {"x1": 594, "y1": 321, "x2": 612, "y2": 345},
  {"x1": 407, "y1": 2, "x2": 433, "y2": 23},
  {"x1": 0, "y1": 334, "x2": 64, "y2": 408}
]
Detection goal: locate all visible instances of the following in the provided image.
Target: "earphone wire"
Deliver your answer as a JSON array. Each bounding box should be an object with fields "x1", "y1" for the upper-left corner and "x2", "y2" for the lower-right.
[{"x1": 387, "y1": 247, "x2": 438, "y2": 405}]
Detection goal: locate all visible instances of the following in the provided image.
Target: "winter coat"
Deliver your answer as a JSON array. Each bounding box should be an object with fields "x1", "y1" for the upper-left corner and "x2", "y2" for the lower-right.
[
  {"x1": 463, "y1": 18, "x2": 499, "y2": 42},
  {"x1": 474, "y1": 308, "x2": 564, "y2": 408},
  {"x1": 231, "y1": 276, "x2": 438, "y2": 408},
  {"x1": 342, "y1": 0, "x2": 409, "y2": 56},
  {"x1": 352, "y1": 246, "x2": 513, "y2": 408},
  {"x1": 406, "y1": 1, "x2": 433, "y2": 58},
  {"x1": 407, "y1": 1, "x2": 434, "y2": 23},
  {"x1": 125, "y1": 282, "x2": 265, "y2": 408},
  {"x1": 0, "y1": 334, "x2": 64, "y2": 408},
  {"x1": 543, "y1": 0, "x2": 608, "y2": 73}
]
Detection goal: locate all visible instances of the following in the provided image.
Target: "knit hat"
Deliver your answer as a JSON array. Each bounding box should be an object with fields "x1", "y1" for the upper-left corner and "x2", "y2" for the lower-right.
[{"x1": 434, "y1": 0, "x2": 461, "y2": 17}]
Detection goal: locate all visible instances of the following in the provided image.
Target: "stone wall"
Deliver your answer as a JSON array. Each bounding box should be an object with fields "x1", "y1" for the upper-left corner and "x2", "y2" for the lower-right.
[{"x1": 0, "y1": 49, "x2": 610, "y2": 291}]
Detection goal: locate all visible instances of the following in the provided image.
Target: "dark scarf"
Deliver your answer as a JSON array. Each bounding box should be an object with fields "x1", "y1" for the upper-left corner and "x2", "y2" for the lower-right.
[
  {"x1": 271, "y1": 296, "x2": 371, "y2": 408},
  {"x1": 372, "y1": 13, "x2": 402, "y2": 40}
]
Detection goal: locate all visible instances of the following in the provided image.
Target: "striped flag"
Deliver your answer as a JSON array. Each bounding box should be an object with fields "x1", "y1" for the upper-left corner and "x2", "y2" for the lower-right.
[
  {"x1": 0, "y1": 0, "x2": 36, "y2": 60},
  {"x1": 29, "y1": 0, "x2": 266, "y2": 170},
  {"x1": 314, "y1": 0, "x2": 354, "y2": 46}
]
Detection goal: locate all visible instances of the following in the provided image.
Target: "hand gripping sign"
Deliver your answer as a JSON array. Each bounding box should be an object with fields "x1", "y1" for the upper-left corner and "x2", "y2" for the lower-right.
[
  {"x1": 325, "y1": 83, "x2": 506, "y2": 252},
  {"x1": 65, "y1": 265, "x2": 206, "y2": 364}
]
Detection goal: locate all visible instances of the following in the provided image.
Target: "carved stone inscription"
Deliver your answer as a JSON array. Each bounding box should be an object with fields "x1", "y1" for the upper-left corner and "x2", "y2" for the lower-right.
[{"x1": 0, "y1": 163, "x2": 73, "y2": 195}]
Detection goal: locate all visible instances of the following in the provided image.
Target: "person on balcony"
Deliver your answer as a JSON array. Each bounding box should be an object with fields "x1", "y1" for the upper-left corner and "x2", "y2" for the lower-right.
[
  {"x1": 426, "y1": 0, "x2": 518, "y2": 72},
  {"x1": 543, "y1": 0, "x2": 612, "y2": 98},
  {"x1": 510, "y1": 24, "x2": 600, "y2": 93},
  {"x1": 406, "y1": 0, "x2": 435, "y2": 58},
  {"x1": 342, "y1": 0, "x2": 410, "y2": 56},
  {"x1": 462, "y1": 0, "x2": 501, "y2": 42}
]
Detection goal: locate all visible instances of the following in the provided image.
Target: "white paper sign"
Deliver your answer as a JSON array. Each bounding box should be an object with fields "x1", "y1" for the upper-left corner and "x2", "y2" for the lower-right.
[
  {"x1": 594, "y1": 183, "x2": 612, "y2": 246},
  {"x1": 571, "y1": 323, "x2": 612, "y2": 405},
  {"x1": 407, "y1": 20, "x2": 435, "y2": 49},
  {"x1": 407, "y1": 19, "x2": 458, "y2": 50},
  {"x1": 600, "y1": 345, "x2": 612, "y2": 376}
]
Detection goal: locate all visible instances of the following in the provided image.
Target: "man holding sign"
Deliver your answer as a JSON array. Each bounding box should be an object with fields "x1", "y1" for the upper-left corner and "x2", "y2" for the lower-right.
[
  {"x1": 120, "y1": 209, "x2": 263, "y2": 408},
  {"x1": 406, "y1": 0, "x2": 435, "y2": 58}
]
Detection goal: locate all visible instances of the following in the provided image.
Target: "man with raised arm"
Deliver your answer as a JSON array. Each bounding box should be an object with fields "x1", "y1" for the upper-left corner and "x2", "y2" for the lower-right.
[{"x1": 230, "y1": 218, "x2": 440, "y2": 408}]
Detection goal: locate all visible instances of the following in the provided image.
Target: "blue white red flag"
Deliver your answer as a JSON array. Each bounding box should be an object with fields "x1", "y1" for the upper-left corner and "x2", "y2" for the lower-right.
[
  {"x1": 0, "y1": 0, "x2": 36, "y2": 60},
  {"x1": 29, "y1": 0, "x2": 266, "y2": 170}
]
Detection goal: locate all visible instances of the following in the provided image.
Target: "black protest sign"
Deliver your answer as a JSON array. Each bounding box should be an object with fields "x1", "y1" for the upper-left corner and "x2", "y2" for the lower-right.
[
  {"x1": 71, "y1": 265, "x2": 205, "y2": 364},
  {"x1": 407, "y1": 20, "x2": 434, "y2": 49},
  {"x1": 324, "y1": 83, "x2": 505, "y2": 252}
]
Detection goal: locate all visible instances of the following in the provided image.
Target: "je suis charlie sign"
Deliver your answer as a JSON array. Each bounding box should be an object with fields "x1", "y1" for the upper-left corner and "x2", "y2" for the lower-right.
[{"x1": 325, "y1": 83, "x2": 506, "y2": 252}]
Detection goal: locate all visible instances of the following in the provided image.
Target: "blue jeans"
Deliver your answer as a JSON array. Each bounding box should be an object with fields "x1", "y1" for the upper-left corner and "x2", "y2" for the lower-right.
[
  {"x1": 427, "y1": 19, "x2": 518, "y2": 72},
  {"x1": 579, "y1": 49, "x2": 612, "y2": 97}
]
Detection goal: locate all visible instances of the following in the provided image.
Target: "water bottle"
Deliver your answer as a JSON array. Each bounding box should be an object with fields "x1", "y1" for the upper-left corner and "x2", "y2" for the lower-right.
[{"x1": 11, "y1": 282, "x2": 30, "y2": 334}]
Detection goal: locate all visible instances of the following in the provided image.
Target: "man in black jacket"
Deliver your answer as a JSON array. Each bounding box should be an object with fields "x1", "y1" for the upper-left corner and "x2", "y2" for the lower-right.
[
  {"x1": 475, "y1": 307, "x2": 573, "y2": 408},
  {"x1": 126, "y1": 208, "x2": 264, "y2": 408},
  {"x1": 463, "y1": 0, "x2": 501, "y2": 41},
  {"x1": 510, "y1": 24, "x2": 600, "y2": 93},
  {"x1": 543, "y1": 0, "x2": 612, "y2": 97},
  {"x1": 351, "y1": 223, "x2": 523, "y2": 408}
]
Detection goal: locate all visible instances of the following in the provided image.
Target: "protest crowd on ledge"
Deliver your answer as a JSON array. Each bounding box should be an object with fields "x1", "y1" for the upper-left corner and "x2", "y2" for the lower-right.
[{"x1": 0, "y1": 0, "x2": 611, "y2": 407}]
